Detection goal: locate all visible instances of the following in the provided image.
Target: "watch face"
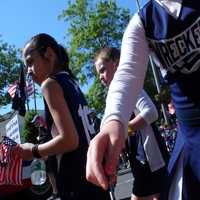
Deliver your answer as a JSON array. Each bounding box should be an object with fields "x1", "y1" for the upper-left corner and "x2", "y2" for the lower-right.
[{"x1": 32, "y1": 145, "x2": 42, "y2": 158}]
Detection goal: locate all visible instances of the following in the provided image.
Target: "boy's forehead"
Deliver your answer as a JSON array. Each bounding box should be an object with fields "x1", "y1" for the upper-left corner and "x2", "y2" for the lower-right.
[
  {"x1": 95, "y1": 58, "x2": 104, "y2": 66},
  {"x1": 95, "y1": 56, "x2": 109, "y2": 66}
]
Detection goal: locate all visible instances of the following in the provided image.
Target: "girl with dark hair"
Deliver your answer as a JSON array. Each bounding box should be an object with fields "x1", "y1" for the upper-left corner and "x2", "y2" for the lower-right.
[{"x1": 17, "y1": 33, "x2": 110, "y2": 200}]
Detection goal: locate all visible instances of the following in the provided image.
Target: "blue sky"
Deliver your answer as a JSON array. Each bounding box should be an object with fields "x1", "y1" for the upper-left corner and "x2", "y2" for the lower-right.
[
  {"x1": 0, "y1": 0, "x2": 146, "y2": 115},
  {"x1": 0, "y1": 0, "x2": 68, "y2": 48},
  {"x1": 0, "y1": 0, "x2": 142, "y2": 49}
]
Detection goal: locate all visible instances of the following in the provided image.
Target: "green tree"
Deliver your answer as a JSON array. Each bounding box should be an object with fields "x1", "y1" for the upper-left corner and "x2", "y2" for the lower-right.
[
  {"x1": 21, "y1": 110, "x2": 39, "y2": 143},
  {"x1": 59, "y1": 0, "x2": 130, "y2": 114},
  {"x1": 86, "y1": 78, "x2": 108, "y2": 116},
  {"x1": 59, "y1": 0, "x2": 130, "y2": 83},
  {"x1": 60, "y1": 0, "x2": 160, "y2": 115},
  {"x1": 0, "y1": 38, "x2": 23, "y2": 107}
]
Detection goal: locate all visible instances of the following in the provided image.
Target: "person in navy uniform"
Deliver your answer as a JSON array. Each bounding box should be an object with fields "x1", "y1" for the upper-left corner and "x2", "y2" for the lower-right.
[
  {"x1": 94, "y1": 47, "x2": 169, "y2": 200},
  {"x1": 17, "y1": 33, "x2": 110, "y2": 200},
  {"x1": 86, "y1": 1, "x2": 200, "y2": 199}
]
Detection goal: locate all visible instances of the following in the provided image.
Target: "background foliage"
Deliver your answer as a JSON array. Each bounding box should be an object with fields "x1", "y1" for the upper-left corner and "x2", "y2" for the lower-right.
[
  {"x1": 0, "y1": 0, "x2": 171, "y2": 123},
  {"x1": 59, "y1": 0, "x2": 169, "y2": 116},
  {"x1": 0, "y1": 39, "x2": 23, "y2": 107},
  {"x1": 22, "y1": 110, "x2": 39, "y2": 143},
  {"x1": 59, "y1": 0, "x2": 130, "y2": 115}
]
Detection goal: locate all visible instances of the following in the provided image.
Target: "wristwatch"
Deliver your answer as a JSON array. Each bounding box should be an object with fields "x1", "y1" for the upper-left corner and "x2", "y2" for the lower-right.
[{"x1": 32, "y1": 144, "x2": 42, "y2": 158}]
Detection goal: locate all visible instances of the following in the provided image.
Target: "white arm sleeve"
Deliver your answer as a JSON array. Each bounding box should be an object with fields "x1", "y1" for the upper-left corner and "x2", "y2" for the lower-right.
[
  {"x1": 101, "y1": 13, "x2": 150, "y2": 133},
  {"x1": 135, "y1": 90, "x2": 158, "y2": 125}
]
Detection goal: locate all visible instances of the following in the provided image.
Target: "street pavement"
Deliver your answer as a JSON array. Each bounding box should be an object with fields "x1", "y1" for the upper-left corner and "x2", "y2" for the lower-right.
[{"x1": 115, "y1": 169, "x2": 133, "y2": 200}]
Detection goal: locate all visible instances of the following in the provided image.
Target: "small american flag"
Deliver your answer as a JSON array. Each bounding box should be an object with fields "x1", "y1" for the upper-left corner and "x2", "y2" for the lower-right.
[
  {"x1": 8, "y1": 82, "x2": 18, "y2": 98},
  {"x1": 26, "y1": 75, "x2": 34, "y2": 97},
  {"x1": 0, "y1": 136, "x2": 22, "y2": 185},
  {"x1": 32, "y1": 115, "x2": 47, "y2": 129}
]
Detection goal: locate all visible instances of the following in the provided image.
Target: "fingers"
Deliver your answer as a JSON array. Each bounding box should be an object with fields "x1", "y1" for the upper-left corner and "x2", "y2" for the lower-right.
[
  {"x1": 86, "y1": 120, "x2": 125, "y2": 190},
  {"x1": 86, "y1": 134, "x2": 109, "y2": 190}
]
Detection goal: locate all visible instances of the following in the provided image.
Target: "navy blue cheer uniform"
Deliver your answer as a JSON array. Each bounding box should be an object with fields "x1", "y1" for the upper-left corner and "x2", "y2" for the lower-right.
[
  {"x1": 139, "y1": 1, "x2": 200, "y2": 199},
  {"x1": 44, "y1": 72, "x2": 110, "y2": 200}
]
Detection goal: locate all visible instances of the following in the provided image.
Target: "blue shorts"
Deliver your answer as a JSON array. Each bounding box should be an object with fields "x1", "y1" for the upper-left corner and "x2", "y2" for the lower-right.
[
  {"x1": 127, "y1": 125, "x2": 169, "y2": 197},
  {"x1": 130, "y1": 157, "x2": 167, "y2": 197}
]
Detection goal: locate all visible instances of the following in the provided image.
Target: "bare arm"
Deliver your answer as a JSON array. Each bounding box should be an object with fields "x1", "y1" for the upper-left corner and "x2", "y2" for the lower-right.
[{"x1": 38, "y1": 78, "x2": 79, "y2": 156}]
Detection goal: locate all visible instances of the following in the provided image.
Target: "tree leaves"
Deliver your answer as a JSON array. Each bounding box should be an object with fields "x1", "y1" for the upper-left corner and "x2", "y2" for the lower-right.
[
  {"x1": 0, "y1": 39, "x2": 23, "y2": 106},
  {"x1": 59, "y1": 0, "x2": 130, "y2": 114},
  {"x1": 59, "y1": 0, "x2": 167, "y2": 116}
]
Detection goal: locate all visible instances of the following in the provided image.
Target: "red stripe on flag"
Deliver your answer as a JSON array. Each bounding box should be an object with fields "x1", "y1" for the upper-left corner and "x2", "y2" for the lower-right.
[
  {"x1": 26, "y1": 79, "x2": 34, "y2": 97},
  {"x1": 6, "y1": 150, "x2": 22, "y2": 185},
  {"x1": 0, "y1": 166, "x2": 6, "y2": 184},
  {"x1": 0, "y1": 137, "x2": 22, "y2": 185},
  {"x1": 8, "y1": 84, "x2": 17, "y2": 98}
]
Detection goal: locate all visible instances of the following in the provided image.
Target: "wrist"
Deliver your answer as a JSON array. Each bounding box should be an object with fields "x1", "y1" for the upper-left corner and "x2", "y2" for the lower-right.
[{"x1": 32, "y1": 144, "x2": 42, "y2": 159}]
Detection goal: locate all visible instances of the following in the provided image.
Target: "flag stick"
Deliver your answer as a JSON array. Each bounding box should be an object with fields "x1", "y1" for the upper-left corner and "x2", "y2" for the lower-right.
[
  {"x1": 109, "y1": 185, "x2": 116, "y2": 200},
  {"x1": 33, "y1": 83, "x2": 37, "y2": 112},
  {"x1": 25, "y1": 74, "x2": 30, "y2": 111}
]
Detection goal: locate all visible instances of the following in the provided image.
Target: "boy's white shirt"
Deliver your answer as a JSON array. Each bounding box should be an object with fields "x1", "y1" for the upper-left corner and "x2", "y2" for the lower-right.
[{"x1": 135, "y1": 90, "x2": 166, "y2": 172}]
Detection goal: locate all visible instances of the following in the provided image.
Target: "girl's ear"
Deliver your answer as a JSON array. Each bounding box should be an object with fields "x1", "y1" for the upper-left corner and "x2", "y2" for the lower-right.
[{"x1": 44, "y1": 47, "x2": 54, "y2": 61}]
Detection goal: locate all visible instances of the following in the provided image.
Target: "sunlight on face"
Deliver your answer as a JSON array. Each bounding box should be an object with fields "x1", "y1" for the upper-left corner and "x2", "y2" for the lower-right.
[
  {"x1": 23, "y1": 43, "x2": 48, "y2": 85},
  {"x1": 95, "y1": 58, "x2": 117, "y2": 87}
]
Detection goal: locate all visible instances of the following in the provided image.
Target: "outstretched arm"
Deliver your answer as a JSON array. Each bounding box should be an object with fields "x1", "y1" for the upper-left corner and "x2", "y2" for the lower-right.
[{"x1": 18, "y1": 78, "x2": 79, "y2": 160}]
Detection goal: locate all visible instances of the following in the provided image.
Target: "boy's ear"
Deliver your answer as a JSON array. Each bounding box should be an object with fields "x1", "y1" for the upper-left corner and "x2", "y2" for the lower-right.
[{"x1": 113, "y1": 59, "x2": 119, "y2": 70}]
